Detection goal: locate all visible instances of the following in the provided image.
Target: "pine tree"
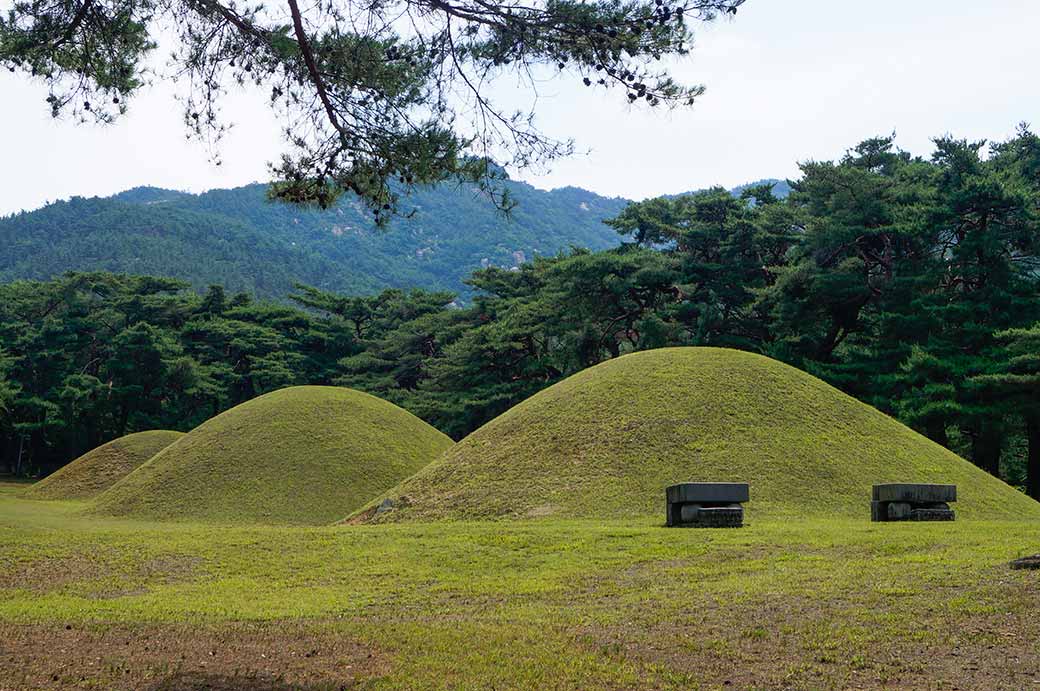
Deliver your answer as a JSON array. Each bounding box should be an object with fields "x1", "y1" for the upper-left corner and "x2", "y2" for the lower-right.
[
  {"x1": 972, "y1": 324, "x2": 1040, "y2": 497},
  {"x1": 1, "y1": 0, "x2": 744, "y2": 219}
]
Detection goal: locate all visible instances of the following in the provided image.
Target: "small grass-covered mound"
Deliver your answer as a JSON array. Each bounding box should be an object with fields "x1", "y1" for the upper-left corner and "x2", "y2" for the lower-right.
[
  {"x1": 360, "y1": 347, "x2": 1040, "y2": 522},
  {"x1": 25, "y1": 431, "x2": 184, "y2": 501},
  {"x1": 90, "y1": 386, "x2": 452, "y2": 525}
]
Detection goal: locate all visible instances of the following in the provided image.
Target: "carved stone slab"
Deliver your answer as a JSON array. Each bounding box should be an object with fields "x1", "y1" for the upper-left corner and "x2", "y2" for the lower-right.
[
  {"x1": 666, "y1": 482, "x2": 749, "y2": 528},
  {"x1": 872, "y1": 483, "x2": 956, "y2": 504},
  {"x1": 666, "y1": 482, "x2": 750, "y2": 505},
  {"x1": 871, "y1": 484, "x2": 956, "y2": 522}
]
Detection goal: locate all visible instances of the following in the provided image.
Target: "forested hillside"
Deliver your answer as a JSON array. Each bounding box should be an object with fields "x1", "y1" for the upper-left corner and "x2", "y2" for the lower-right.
[
  {"x1": 0, "y1": 179, "x2": 787, "y2": 299},
  {"x1": 1, "y1": 132, "x2": 1037, "y2": 497},
  {"x1": 0, "y1": 180, "x2": 633, "y2": 298}
]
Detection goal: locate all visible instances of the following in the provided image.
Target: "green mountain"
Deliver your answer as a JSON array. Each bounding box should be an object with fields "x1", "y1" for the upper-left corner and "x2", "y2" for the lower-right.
[
  {"x1": 0, "y1": 179, "x2": 787, "y2": 299},
  {"x1": 732, "y1": 178, "x2": 792, "y2": 198}
]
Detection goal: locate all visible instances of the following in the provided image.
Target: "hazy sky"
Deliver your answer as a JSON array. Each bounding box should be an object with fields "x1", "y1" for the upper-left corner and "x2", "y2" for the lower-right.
[{"x1": 1, "y1": 0, "x2": 1038, "y2": 215}]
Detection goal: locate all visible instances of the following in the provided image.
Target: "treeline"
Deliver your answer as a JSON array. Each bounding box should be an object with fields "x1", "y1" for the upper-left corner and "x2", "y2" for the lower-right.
[
  {"x1": 0, "y1": 180, "x2": 627, "y2": 299},
  {"x1": 2, "y1": 130, "x2": 1039, "y2": 496}
]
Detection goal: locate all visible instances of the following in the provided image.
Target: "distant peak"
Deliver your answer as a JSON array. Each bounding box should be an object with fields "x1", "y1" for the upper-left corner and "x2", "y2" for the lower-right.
[{"x1": 112, "y1": 187, "x2": 191, "y2": 205}]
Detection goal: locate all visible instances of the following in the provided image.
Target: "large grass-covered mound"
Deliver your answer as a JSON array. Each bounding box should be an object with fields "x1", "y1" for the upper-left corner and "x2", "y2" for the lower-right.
[
  {"x1": 90, "y1": 386, "x2": 452, "y2": 525},
  {"x1": 25, "y1": 430, "x2": 184, "y2": 501},
  {"x1": 360, "y1": 347, "x2": 1040, "y2": 522}
]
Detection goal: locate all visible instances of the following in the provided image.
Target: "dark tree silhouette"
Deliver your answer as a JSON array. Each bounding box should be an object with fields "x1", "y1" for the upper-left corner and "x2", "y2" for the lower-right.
[{"x1": 1, "y1": 0, "x2": 744, "y2": 219}]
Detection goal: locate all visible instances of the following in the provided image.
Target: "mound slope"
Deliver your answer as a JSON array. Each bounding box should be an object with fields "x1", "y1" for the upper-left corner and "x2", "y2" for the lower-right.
[
  {"x1": 26, "y1": 431, "x2": 184, "y2": 501},
  {"x1": 90, "y1": 386, "x2": 452, "y2": 525},
  {"x1": 360, "y1": 348, "x2": 1040, "y2": 522}
]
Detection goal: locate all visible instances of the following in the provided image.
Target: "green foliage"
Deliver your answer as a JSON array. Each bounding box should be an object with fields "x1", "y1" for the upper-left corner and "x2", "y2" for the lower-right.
[
  {"x1": 0, "y1": 181, "x2": 629, "y2": 299},
  {"x1": 0, "y1": 272, "x2": 349, "y2": 474},
  {"x1": 972, "y1": 323, "x2": 1040, "y2": 497},
  {"x1": 751, "y1": 130, "x2": 1040, "y2": 488},
  {"x1": 0, "y1": 0, "x2": 743, "y2": 216},
  {"x1": 88, "y1": 386, "x2": 452, "y2": 525},
  {"x1": 0, "y1": 349, "x2": 18, "y2": 416},
  {"x1": 1, "y1": 128, "x2": 1038, "y2": 499}
]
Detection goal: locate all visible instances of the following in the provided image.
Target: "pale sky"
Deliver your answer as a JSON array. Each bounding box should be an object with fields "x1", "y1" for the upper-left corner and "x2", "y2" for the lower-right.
[{"x1": 1, "y1": 0, "x2": 1038, "y2": 215}]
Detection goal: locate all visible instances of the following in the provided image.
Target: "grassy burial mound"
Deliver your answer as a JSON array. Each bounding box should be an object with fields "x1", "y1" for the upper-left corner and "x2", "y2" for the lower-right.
[
  {"x1": 359, "y1": 347, "x2": 1040, "y2": 523},
  {"x1": 25, "y1": 430, "x2": 184, "y2": 501},
  {"x1": 90, "y1": 386, "x2": 452, "y2": 525}
]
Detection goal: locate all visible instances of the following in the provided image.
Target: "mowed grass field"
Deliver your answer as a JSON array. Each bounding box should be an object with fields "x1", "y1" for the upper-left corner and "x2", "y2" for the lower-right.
[{"x1": 2, "y1": 482, "x2": 1040, "y2": 690}]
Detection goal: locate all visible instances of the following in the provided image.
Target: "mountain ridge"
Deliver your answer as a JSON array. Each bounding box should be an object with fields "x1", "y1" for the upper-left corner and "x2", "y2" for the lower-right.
[{"x1": 0, "y1": 178, "x2": 787, "y2": 299}]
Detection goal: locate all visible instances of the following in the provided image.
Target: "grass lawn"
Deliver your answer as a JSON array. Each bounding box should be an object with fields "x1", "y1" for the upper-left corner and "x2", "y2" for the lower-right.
[
  {"x1": 89, "y1": 387, "x2": 452, "y2": 525},
  {"x1": 2, "y1": 481, "x2": 1040, "y2": 690},
  {"x1": 25, "y1": 431, "x2": 184, "y2": 502},
  {"x1": 367, "y1": 349, "x2": 1040, "y2": 523}
]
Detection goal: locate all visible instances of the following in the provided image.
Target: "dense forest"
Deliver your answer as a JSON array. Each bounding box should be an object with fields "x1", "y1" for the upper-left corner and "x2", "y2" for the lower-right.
[
  {"x1": 1, "y1": 132, "x2": 1037, "y2": 497},
  {"x1": 0, "y1": 179, "x2": 635, "y2": 299},
  {"x1": 0, "y1": 178, "x2": 787, "y2": 300}
]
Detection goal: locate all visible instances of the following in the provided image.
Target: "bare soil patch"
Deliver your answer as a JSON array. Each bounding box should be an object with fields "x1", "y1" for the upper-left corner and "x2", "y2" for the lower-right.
[
  {"x1": 0, "y1": 552, "x2": 202, "y2": 597},
  {"x1": 0, "y1": 622, "x2": 388, "y2": 690}
]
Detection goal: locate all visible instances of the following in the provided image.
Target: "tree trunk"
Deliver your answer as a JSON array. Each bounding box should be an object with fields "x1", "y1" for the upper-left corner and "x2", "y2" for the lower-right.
[
  {"x1": 1026, "y1": 414, "x2": 1040, "y2": 501},
  {"x1": 14, "y1": 435, "x2": 24, "y2": 477},
  {"x1": 0, "y1": 435, "x2": 13, "y2": 474},
  {"x1": 971, "y1": 423, "x2": 1002, "y2": 478},
  {"x1": 117, "y1": 403, "x2": 130, "y2": 437},
  {"x1": 85, "y1": 417, "x2": 101, "y2": 453},
  {"x1": 925, "y1": 418, "x2": 949, "y2": 448}
]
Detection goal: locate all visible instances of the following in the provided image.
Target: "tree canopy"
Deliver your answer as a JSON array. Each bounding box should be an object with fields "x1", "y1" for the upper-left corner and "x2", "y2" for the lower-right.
[{"x1": 1, "y1": 0, "x2": 743, "y2": 218}]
